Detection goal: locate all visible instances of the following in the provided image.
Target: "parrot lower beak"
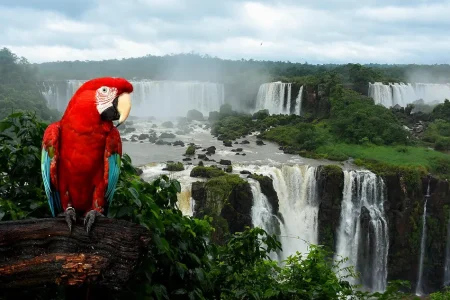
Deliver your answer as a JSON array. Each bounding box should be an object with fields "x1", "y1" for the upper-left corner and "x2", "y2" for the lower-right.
[{"x1": 116, "y1": 93, "x2": 131, "y2": 126}]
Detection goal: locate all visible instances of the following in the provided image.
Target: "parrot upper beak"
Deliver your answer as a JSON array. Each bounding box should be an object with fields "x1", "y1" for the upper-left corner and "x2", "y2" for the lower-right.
[{"x1": 116, "y1": 92, "x2": 131, "y2": 126}]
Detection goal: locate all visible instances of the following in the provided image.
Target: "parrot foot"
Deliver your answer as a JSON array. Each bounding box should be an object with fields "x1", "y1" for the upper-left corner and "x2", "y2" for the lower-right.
[
  {"x1": 58, "y1": 207, "x2": 76, "y2": 232},
  {"x1": 84, "y1": 210, "x2": 104, "y2": 233}
]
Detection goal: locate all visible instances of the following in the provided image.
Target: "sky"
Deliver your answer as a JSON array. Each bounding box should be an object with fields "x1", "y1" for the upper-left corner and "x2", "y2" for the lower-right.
[{"x1": 2, "y1": 0, "x2": 450, "y2": 64}]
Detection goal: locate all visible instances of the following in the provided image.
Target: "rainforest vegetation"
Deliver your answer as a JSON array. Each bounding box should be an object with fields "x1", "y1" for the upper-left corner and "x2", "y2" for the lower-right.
[
  {"x1": 2, "y1": 48, "x2": 450, "y2": 298},
  {"x1": 36, "y1": 51, "x2": 450, "y2": 85},
  {"x1": 5, "y1": 110, "x2": 450, "y2": 300},
  {"x1": 0, "y1": 48, "x2": 60, "y2": 121},
  {"x1": 210, "y1": 84, "x2": 450, "y2": 185}
]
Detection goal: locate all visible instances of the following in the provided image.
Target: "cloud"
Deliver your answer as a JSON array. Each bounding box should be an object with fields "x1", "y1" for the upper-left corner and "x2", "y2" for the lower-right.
[{"x1": 1, "y1": 0, "x2": 450, "y2": 64}]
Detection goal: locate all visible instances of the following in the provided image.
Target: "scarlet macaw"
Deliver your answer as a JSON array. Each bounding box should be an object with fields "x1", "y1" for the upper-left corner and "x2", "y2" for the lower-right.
[{"x1": 41, "y1": 77, "x2": 133, "y2": 233}]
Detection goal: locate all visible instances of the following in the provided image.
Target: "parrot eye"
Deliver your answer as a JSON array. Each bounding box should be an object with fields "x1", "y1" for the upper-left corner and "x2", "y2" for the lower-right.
[{"x1": 99, "y1": 86, "x2": 109, "y2": 94}]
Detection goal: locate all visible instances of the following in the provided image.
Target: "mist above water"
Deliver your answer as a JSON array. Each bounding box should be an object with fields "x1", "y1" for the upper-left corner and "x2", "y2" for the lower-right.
[{"x1": 368, "y1": 82, "x2": 450, "y2": 108}]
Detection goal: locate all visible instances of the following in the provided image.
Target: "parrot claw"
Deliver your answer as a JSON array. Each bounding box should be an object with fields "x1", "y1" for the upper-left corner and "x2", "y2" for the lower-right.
[
  {"x1": 84, "y1": 210, "x2": 104, "y2": 233},
  {"x1": 58, "y1": 207, "x2": 76, "y2": 232}
]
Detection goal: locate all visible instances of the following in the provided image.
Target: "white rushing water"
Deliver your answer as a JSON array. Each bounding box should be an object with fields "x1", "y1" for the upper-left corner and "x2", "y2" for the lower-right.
[
  {"x1": 131, "y1": 81, "x2": 224, "y2": 118},
  {"x1": 296, "y1": 85, "x2": 304, "y2": 115},
  {"x1": 236, "y1": 164, "x2": 319, "y2": 261},
  {"x1": 416, "y1": 179, "x2": 431, "y2": 296},
  {"x1": 120, "y1": 118, "x2": 391, "y2": 292},
  {"x1": 368, "y1": 82, "x2": 450, "y2": 108},
  {"x1": 255, "y1": 82, "x2": 303, "y2": 115},
  {"x1": 141, "y1": 163, "x2": 201, "y2": 216},
  {"x1": 444, "y1": 215, "x2": 450, "y2": 286},
  {"x1": 40, "y1": 80, "x2": 84, "y2": 112},
  {"x1": 335, "y1": 170, "x2": 389, "y2": 292},
  {"x1": 40, "y1": 80, "x2": 225, "y2": 118}
]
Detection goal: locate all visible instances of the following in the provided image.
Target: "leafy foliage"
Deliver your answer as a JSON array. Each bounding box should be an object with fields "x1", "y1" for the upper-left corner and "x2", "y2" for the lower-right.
[
  {"x1": 0, "y1": 48, "x2": 60, "y2": 121},
  {"x1": 0, "y1": 111, "x2": 422, "y2": 299},
  {"x1": 35, "y1": 50, "x2": 450, "y2": 86},
  {"x1": 329, "y1": 86, "x2": 408, "y2": 145},
  {"x1": 423, "y1": 119, "x2": 450, "y2": 151},
  {"x1": 261, "y1": 123, "x2": 328, "y2": 151},
  {"x1": 108, "y1": 154, "x2": 213, "y2": 299},
  {"x1": 211, "y1": 115, "x2": 254, "y2": 140},
  {"x1": 164, "y1": 161, "x2": 185, "y2": 171},
  {"x1": 0, "y1": 112, "x2": 50, "y2": 221},
  {"x1": 431, "y1": 99, "x2": 450, "y2": 121},
  {"x1": 430, "y1": 287, "x2": 450, "y2": 299},
  {"x1": 209, "y1": 84, "x2": 450, "y2": 180}
]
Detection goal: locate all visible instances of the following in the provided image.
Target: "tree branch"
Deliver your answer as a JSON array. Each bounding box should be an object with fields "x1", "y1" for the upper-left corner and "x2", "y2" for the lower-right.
[{"x1": 0, "y1": 217, "x2": 151, "y2": 290}]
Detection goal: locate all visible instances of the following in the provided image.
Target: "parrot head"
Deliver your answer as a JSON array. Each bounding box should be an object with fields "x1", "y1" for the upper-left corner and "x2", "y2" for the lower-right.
[{"x1": 64, "y1": 77, "x2": 134, "y2": 126}]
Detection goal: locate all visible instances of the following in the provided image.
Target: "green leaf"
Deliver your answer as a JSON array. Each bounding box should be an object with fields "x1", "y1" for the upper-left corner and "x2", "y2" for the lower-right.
[
  {"x1": 172, "y1": 180, "x2": 181, "y2": 193},
  {"x1": 0, "y1": 121, "x2": 13, "y2": 132},
  {"x1": 175, "y1": 262, "x2": 187, "y2": 279},
  {"x1": 152, "y1": 284, "x2": 169, "y2": 300},
  {"x1": 128, "y1": 187, "x2": 141, "y2": 207},
  {"x1": 6, "y1": 112, "x2": 23, "y2": 119},
  {"x1": 29, "y1": 202, "x2": 40, "y2": 210},
  {"x1": 172, "y1": 289, "x2": 187, "y2": 295}
]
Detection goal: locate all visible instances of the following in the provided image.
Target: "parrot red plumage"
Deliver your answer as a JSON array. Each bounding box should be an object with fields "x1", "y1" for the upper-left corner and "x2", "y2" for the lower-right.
[{"x1": 41, "y1": 77, "x2": 133, "y2": 232}]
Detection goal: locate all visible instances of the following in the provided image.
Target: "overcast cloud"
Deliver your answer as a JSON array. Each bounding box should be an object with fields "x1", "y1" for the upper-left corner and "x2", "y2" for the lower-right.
[{"x1": 1, "y1": 0, "x2": 450, "y2": 64}]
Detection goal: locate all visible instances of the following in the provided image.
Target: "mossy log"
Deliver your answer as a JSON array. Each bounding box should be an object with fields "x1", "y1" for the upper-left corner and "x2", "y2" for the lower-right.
[{"x1": 0, "y1": 217, "x2": 151, "y2": 290}]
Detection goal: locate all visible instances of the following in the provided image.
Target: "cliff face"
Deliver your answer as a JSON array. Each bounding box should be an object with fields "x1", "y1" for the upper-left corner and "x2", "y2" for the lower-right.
[
  {"x1": 384, "y1": 174, "x2": 450, "y2": 293},
  {"x1": 191, "y1": 180, "x2": 253, "y2": 244},
  {"x1": 316, "y1": 165, "x2": 344, "y2": 251},
  {"x1": 300, "y1": 85, "x2": 331, "y2": 119},
  {"x1": 191, "y1": 168, "x2": 450, "y2": 293}
]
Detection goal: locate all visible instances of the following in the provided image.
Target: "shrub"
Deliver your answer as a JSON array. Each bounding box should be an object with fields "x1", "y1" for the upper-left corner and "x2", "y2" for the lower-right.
[
  {"x1": 185, "y1": 145, "x2": 196, "y2": 155},
  {"x1": 165, "y1": 162, "x2": 184, "y2": 171}
]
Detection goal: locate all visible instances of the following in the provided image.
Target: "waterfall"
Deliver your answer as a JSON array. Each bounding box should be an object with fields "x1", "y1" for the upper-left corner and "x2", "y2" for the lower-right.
[
  {"x1": 335, "y1": 170, "x2": 389, "y2": 292},
  {"x1": 368, "y1": 82, "x2": 450, "y2": 108},
  {"x1": 177, "y1": 184, "x2": 195, "y2": 216},
  {"x1": 141, "y1": 164, "x2": 199, "y2": 216},
  {"x1": 39, "y1": 80, "x2": 225, "y2": 118},
  {"x1": 241, "y1": 164, "x2": 319, "y2": 260},
  {"x1": 416, "y1": 178, "x2": 431, "y2": 295},
  {"x1": 131, "y1": 81, "x2": 224, "y2": 118},
  {"x1": 249, "y1": 178, "x2": 282, "y2": 237},
  {"x1": 40, "y1": 80, "x2": 84, "y2": 112},
  {"x1": 444, "y1": 215, "x2": 450, "y2": 286},
  {"x1": 255, "y1": 82, "x2": 303, "y2": 115},
  {"x1": 296, "y1": 85, "x2": 304, "y2": 115},
  {"x1": 248, "y1": 178, "x2": 284, "y2": 260}
]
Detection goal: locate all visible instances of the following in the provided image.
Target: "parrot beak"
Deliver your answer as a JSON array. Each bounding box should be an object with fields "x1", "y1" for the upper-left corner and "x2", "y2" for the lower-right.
[{"x1": 116, "y1": 92, "x2": 131, "y2": 126}]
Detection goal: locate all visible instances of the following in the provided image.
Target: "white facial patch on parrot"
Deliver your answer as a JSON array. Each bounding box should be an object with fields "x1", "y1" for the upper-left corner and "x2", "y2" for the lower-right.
[{"x1": 96, "y1": 86, "x2": 118, "y2": 115}]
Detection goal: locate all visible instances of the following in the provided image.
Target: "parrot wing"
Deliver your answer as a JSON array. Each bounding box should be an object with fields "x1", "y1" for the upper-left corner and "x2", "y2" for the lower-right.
[
  {"x1": 104, "y1": 127, "x2": 122, "y2": 207},
  {"x1": 41, "y1": 122, "x2": 62, "y2": 217}
]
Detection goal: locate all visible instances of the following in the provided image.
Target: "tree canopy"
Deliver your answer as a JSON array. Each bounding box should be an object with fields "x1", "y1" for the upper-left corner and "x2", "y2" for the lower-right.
[{"x1": 0, "y1": 48, "x2": 60, "y2": 121}]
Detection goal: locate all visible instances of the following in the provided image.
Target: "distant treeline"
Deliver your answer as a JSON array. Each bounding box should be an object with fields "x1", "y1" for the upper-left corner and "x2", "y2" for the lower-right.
[
  {"x1": 0, "y1": 48, "x2": 60, "y2": 121},
  {"x1": 35, "y1": 53, "x2": 450, "y2": 85}
]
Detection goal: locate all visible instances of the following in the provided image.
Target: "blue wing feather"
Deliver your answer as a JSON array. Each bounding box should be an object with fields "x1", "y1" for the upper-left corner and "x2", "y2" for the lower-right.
[
  {"x1": 105, "y1": 154, "x2": 121, "y2": 205},
  {"x1": 41, "y1": 149, "x2": 62, "y2": 217}
]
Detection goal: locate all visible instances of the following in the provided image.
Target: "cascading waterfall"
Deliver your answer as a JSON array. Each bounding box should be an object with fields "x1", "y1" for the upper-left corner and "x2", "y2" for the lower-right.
[
  {"x1": 40, "y1": 80, "x2": 84, "y2": 112},
  {"x1": 255, "y1": 82, "x2": 303, "y2": 115},
  {"x1": 296, "y1": 85, "x2": 304, "y2": 115},
  {"x1": 248, "y1": 178, "x2": 282, "y2": 237},
  {"x1": 131, "y1": 81, "x2": 225, "y2": 118},
  {"x1": 248, "y1": 178, "x2": 284, "y2": 260},
  {"x1": 368, "y1": 82, "x2": 450, "y2": 108},
  {"x1": 39, "y1": 80, "x2": 225, "y2": 118},
  {"x1": 416, "y1": 177, "x2": 431, "y2": 295},
  {"x1": 141, "y1": 164, "x2": 199, "y2": 216},
  {"x1": 242, "y1": 164, "x2": 319, "y2": 261},
  {"x1": 335, "y1": 170, "x2": 389, "y2": 292},
  {"x1": 444, "y1": 215, "x2": 450, "y2": 286}
]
